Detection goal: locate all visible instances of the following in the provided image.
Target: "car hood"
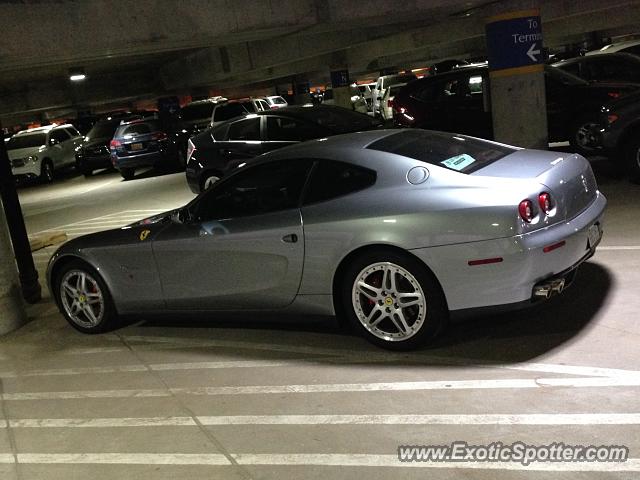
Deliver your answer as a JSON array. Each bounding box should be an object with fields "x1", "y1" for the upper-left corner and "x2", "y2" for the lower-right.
[{"x1": 6, "y1": 146, "x2": 41, "y2": 159}]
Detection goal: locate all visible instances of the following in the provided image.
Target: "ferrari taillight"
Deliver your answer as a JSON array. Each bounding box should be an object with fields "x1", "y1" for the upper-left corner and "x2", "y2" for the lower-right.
[
  {"x1": 519, "y1": 199, "x2": 534, "y2": 223},
  {"x1": 538, "y1": 192, "x2": 553, "y2": 213}
]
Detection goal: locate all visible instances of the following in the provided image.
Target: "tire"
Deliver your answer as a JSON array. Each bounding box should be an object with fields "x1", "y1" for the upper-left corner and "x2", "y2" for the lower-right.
[
  {"x1": 82, "y1": 169, "x2": 93, "y2": 178},
  {"x1": 341, "y1": 249, "x2": 447, "y2": 350},
  {"x1": 120, "y1": 168, "x2": 135, "y2": 180},
  {"x1": 200, "y1": 172, "x2": 222, "y2": 191},
  {"x1": 569, "y1": 116, "x2": 600, "y2": 156},
  {"x1": 53, "y1": 260, "x2": 119, "y2": 334},
  {"x1": 39, "y1": 160, "x2": 54, "y2": 183},
  {"x1": 623, "y1": 135, "x2": 640, "y2": 184}
]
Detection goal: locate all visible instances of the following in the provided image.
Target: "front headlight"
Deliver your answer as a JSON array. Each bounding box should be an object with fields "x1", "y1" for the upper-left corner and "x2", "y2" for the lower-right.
[{"x1": 25, "y1": 155, "x2": 38, "y2": 164}]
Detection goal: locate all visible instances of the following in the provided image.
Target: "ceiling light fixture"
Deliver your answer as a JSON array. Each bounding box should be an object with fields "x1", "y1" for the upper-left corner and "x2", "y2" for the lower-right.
[{"x1": 69, "y1": 68, "x2": 86, "y2": 82}]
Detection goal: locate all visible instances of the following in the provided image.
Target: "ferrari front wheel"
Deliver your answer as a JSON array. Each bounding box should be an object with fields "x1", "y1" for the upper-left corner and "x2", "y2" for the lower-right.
[
  {"x1": 342, "y1": 250, "x2": 447, "y2": 350},
  {"x1": 55, "y1": 260, "x2": 119, "y2": 334}
]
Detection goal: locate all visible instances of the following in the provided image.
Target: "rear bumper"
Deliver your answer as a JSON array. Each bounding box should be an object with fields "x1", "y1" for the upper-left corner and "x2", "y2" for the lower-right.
[
  {"x1": 113, "y1": 151, "x2": 166, "y2": 170},
  {"x1": 411, "y1": 192, "x2": 607, "y2": 311}
]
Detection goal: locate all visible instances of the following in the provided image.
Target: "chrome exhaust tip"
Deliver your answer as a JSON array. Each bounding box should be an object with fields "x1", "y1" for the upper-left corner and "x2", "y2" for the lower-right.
[{"x1": 533, "y1": 285, "x2": 552, "y2": 299}]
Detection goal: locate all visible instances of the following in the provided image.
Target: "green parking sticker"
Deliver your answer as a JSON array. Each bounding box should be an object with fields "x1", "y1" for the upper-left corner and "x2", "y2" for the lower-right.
[{"x1": 441, "y1": 154, "x2": 476, "y2": 171}]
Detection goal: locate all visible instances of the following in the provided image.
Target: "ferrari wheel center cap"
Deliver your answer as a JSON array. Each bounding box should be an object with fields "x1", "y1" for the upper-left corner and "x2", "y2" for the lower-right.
[
  {"x1": 78, "y1": 295, "x2": 86, "y2": 304},
  {"x1": 384, "y1": 297, "x2": 393, "y2": 306}
]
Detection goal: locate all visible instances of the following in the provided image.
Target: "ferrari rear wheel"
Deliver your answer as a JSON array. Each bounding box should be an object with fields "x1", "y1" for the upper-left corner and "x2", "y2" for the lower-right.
[
  {"x1": 342, "y1": 250, "x2": 447, "y2": 350},
  {"x1": 55, "y1": 260, "x2": 118, "y2": 334}
]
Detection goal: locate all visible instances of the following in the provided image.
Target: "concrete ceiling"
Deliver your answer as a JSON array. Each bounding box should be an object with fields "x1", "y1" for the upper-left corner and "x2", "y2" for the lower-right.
[{"x1": 2, "y1": 0, "x2": 640, "y2": 125}]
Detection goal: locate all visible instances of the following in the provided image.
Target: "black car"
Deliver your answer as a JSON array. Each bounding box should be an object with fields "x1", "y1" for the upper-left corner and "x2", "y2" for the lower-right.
[
  {"x1": 186, "y1": 105, "x2": 382, "y2": 193},
  {"x1": 553, "y1": 53, "x2": 640, "y2": 84},
  {"x1": 591, "y1": 90, "x2": 640, "y2": 182},
  {"x1": 110, "y1": 115, "x2": 188, "y2": 180},
  {"x1": 392, "y1": 65, "x2": 639, "y2": 153}
]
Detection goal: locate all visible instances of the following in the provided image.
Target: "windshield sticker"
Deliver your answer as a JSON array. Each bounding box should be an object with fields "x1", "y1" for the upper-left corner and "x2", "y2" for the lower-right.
[{"x1": 441, "y1": 154, "x2": 476, "y2": 171}]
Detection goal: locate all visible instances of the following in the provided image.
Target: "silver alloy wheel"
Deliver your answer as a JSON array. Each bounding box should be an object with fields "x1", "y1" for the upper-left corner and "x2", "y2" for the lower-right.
[
  {"x1": 352, "y1": 262, "x2": 426, "y2": 341},
  {"x1": 59, "y1": 269, "x2": 105, "y2": 328},
  {"x1": 203, "y1": 175, "x2": 220, "y2": 190}
]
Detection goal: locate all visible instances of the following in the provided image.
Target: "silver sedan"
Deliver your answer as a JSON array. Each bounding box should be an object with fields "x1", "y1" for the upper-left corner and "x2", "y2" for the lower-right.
[{"x1": 47, "y1": 129, "x2": 606, "y2": 350}]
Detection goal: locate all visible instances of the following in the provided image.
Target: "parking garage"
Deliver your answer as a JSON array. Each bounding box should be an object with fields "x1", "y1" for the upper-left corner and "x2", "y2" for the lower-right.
[{"x1": 1, "y1": 1, "x2": 640, "y2": 478}]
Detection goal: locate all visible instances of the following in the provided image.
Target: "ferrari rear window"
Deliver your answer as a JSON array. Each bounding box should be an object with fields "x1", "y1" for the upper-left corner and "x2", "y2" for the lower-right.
[{"x1": 367, "y1": 129, "x2": 516, "y2": 174}]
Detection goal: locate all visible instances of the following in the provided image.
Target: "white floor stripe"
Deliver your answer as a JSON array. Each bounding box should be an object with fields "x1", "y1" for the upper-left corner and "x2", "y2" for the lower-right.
[
  {"x1": 598, "y1": 246, "x2": 640, "y2": 250},
  {"x1": 6, "y1": 376, "x2": 640, "y2": 401},
  {"x1": 503, "y1": 362, "x2": 640, "y2": 379},
  {"x1": 0, "y1": 360, "x2": 292, "y2": 379},
  {"x1": 16, "y1": 453, "x2": 230, "y2": 465},
  {"x1": 4, "y1": 413, "x2": 639, "y2": 428},
  {"x1": 0, "y1": 453, "x2": 636, "y2": 470},
  {"x1": 233, "y1": 454, "x2": 640, "y2": 471},
  {"x1": 3, "y1": 389, "x2": 171, "y2": 401},
  {"x1": 197, "y1": 413, "x2": 640, "y2": 426},
  {"x1": 9, "y1": 417, "x2": 195, "y2": 428}
]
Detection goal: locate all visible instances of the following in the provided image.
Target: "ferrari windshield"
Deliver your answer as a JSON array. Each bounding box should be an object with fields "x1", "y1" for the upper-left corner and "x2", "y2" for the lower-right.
[{"x1": 367, "y1": 129, "x2": 516, "y2": 174}]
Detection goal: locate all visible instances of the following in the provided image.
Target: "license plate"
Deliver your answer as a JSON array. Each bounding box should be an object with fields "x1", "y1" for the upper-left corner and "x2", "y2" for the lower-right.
[
  {"x1": 131, "y1": 143, "x2": 143, "y2": 151},
  {"x1": 587, "y1": 223, "x2": 602, "y2": 249}
]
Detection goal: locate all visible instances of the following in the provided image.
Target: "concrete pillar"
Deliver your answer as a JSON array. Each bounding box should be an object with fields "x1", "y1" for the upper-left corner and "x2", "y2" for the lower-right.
[
  {"x1": 0, "y1": 200, "x2": 26, "y2": 335},
  {"x1": 330, "y1": 67, "x2": 352, "y2": 110},
  {"x1": 485, "y1": 6, "x2": 548, "y2": 149}
]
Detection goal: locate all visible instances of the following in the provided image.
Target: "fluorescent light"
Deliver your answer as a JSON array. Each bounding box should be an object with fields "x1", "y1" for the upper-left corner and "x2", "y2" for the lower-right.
[{"x1": 69, "y1": 73, "x2": 86, "y2": 82}]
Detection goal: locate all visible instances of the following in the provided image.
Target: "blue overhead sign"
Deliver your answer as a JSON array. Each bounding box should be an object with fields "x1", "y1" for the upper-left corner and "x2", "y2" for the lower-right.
[{"x1": 486, "y1": 10, "x2": 543, "y2": 73}]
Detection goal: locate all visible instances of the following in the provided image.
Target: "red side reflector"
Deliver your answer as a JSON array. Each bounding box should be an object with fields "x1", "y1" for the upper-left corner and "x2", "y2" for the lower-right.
[
  {"x1": 543, "y1": 241, "x2": 566, "y2": 253},
  {"x1": 468, "y1": 257, "x2": 503, "y2": 266}
]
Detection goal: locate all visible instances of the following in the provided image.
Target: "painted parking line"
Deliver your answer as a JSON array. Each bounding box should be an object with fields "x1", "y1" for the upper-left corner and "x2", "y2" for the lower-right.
[
  {"x1": 598, "y1": 246, "x2": 640, "y2": 250},
  {"x1": 5, "y1": 376, "x2": 640, "y2": 401},
  {"x1": 0, "y1": 360, "x2": 291, "y2": 378},
  {"x1": 3, "y1": 413, "x2": 639, "y2": 429},
  {"x1": 0, "y1": 453, "x2": 637, "y2": 471},
  {"x1": 8, "y1": 417, "x2": 196, "y2": 428},
  {"x1": 13, "y1": 453, "x2": 230, "y2": 465},
  {"x1": 196, "y1": 413, "x2": 640, "y2": 426}
]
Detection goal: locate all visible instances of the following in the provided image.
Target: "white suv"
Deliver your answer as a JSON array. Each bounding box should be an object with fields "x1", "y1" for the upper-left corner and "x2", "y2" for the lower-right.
[{"x1": 6, "y1": 124, "x2": 83, "y2": 183}]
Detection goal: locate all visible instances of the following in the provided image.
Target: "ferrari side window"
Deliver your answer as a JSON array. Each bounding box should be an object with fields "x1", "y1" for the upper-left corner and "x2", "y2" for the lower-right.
[
  {"x1": 303, "y1": 160, "x2": 376, "y2": 205},
  {"x1": 195, "y1": 159, "x2": 314, "y2": 221}
]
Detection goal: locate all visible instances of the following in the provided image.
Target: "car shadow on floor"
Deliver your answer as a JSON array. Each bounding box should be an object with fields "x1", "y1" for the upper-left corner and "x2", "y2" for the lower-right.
[{"x1": 127, "y1": 261, "x2": 612, "y2": 366}]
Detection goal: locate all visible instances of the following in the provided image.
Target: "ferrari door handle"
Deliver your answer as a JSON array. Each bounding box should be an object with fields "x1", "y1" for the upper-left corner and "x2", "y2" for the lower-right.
[{"x1": 282, "y1": 233, "x2": 298, "y2": 243}]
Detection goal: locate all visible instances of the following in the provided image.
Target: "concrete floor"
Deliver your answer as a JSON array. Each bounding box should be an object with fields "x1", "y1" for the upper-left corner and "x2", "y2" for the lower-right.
[{"x1": 1, "y1": 161, "x2": 639, "y2": 479}]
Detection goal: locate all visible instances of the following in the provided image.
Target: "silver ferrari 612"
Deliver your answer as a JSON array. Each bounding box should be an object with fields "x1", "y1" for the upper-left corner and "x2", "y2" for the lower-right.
[{"x1": 47, "y1": 129, "x2": 606, "y2": 350}]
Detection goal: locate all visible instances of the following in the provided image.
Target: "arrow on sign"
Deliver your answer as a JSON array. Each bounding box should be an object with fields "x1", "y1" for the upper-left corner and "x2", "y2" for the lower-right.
[{"x1": 527, "y1": 43, "x2": 541, "y2": 62}]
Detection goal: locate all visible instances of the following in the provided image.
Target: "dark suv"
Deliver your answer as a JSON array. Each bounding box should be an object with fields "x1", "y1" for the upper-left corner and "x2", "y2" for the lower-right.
[
  {"x1": 110, "y1": 116, "x2": 188, "y2": 180},
  {"x1": 75, "y1": 112, "x2": 152, "y2": 177},
  {"x1": 392, "y1": 65, "x2": 639, "y2": 151},
  {"x1": 186, "y1": 105, "x2": 382, "y2": 193}
]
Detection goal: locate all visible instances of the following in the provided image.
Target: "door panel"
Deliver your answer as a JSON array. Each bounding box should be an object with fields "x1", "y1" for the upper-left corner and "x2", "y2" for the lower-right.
[{"x1": 152, "y1": 210, "x2": 304, "y2": 310}]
